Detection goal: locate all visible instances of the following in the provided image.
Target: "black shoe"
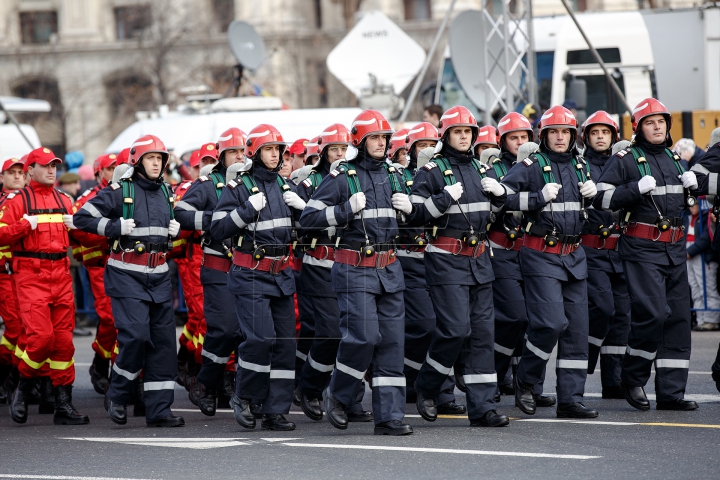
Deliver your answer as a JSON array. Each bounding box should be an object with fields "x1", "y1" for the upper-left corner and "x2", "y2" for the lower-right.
[
  {"x1": 620, "y1": 382, "x2": 650, "y2": 411},
  {"x1": 89, "y1": 353, "x2": 110, "y2": 395},
  {"x1": 534, "y1": 394, "x2": 556, "y2": 407},
  {"x1": 347, "y1": 410, "x2": 373, "y2": 422},
  {"x1": 185, "y1": 358, "x2": 200, "y2": 392},
  {"x1": 437, "y1": 401, "x2": 467, "y2": 415},
  {"x1": 53, "y1": 385, "x2": 90, "y2": 425},
  {"x1": 176, "y1": 345, "x2": 189, "y2": 387},
  {"x1": 251, "y1": 403, "x2": 263, "y2": 419},
  {"x1": 261, "y1": 414, "x2": 296, "y2": 431},
  {"x1": 415, "y1": 384, "x2": 437, "y2": 422},
  {"x1": 0, "y1": 383, "x2": 6, "y2": 405},
  {"x1": 514, "y1": 375, "x2": 536, "y2": 415},
  {"x1": 27, "y1": 379, "x2": 41, "y2": 405},
  {"x1": 557, "y1": 402, "x2": 599, "y2": 418},
  {"x1": 498, "y1": 383, "x2": 515, "y2": 395},
  {"x1": 374, "y1": 420, "x2": 413, "y2": 436},
  {"x1": 218, "y1": 372, "x2": 234, "y2": 409},
  {"x1": 104, "y1": 395, "x2": 127, "y2": 425},
  {"x1": 3, "y1": 366, "x2": 19, "y2": 400},
  {"x1": 187, "y1": 377, "x2": 200, "y2": 407},
  {"x1": 494, "y1": 389, "x2": 501, "y2": 403},
  {"x1": 230, "y1": 395, "x2": 256, "y2": 429},
  {"x1": 133, "y1": 378, "x2": 145, "y2": 417},
  {"x1": 292, "y1": 387, "x2": 302, "y2": 407},
  {"x1": 322, "y1": 388, "x2": 348, "y2": 430},
  {"x1": 197, "y1": 382, "x2": 218, "y2": 417},
  {"x1": 656, "y1": 399, "x2": 699, "y2": 411},
  {"x1": 147, "y1": 415, "x2": 185, "y2": 427},
  {"x1": 38, "y1": 376, "x2": 55, "y2": 414},
  {"x1": 10, "y1": 377, "x2": 33, "y2": 424},
  {"x1": 299, "y1": 391, "x2": 323, "y2": 421},
  {"x1": 602, "y1": 385, "x2": 625, "y2": 399},
  {"x1": 405, "y1": 388, "x2": 417, "y2": 404},
  {"x1": 470, "y1": 410, "x2": 510, "y2": 427}
]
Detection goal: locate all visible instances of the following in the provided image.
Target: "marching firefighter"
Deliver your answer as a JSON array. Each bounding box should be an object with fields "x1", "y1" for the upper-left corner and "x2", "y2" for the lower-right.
[
  {"x1": 0, "y1": 147, "x2": 89, "y2": 425},
  {"x1": 74, "y1": 135, "x2": 185, "y2": 426},
  {"x1": 501, "y1": 105, "x2": 599, "y2": 418},
  {"x1": 397, "y1": 121, "x2": 464, "y2": 414},
  {"x1": 293, "y1": 123, "x2": 372, "y2": 423},
  {"x1": 388, "y1": 128, "x2": 410, "y2": 166},
  {"x1": 0, "y1": 158, "x2": 26, "y2": 404},
  {"x1": 70, "y1": 153, "x2": 118, "y2": 396},
  {"x1": 473, "y1": 125, "x2": 500, "y2": 159},
  {"x1": 407, "y1": 106, "x2": 508, "y2": 427},
  {"x1": 595, "y1": 99, "x2": 698, "y2": 411},
  {"x1": 175, "y1": 132, "x2": 244, "y2": 416},
  {"x1": 210, "y1": 124, "x2": 303, "y2": 431},
  {"x1": 579, "y1": 111, "x2": 631, "y2": 399},
  {"x1": 300, "y1": 109, "x2": 413, "y2": 436}
]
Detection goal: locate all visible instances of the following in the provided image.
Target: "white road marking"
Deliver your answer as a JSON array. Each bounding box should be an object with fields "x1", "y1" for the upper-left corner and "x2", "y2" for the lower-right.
[
  {"x1": 545, "y1": 392, "x2": 720, "y2": 403},
  {"x1": 260, "y1": 438, "x2": 302, "y2": 442},
  {"x1": 62, "y1": 437, "x2": 251, "y2": 450},
  {"x1": 281, "y1": 443, "x2": 600, "y2": 459},
  {"x1": 0, "y1": 476, "x2": 159, "y2": 480}
]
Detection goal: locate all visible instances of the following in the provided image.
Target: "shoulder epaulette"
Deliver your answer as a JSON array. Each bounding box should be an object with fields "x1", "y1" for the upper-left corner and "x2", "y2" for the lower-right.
[
  {"x1": 198, "y1": 176, "x2": 209, "y2": 182},
  {"x1": 6, "y1": 192, "x2": 15, "y2": 200},
  {"x1": 302, "y1": 178, "x2": 312, "y2": 187},
  {"x1": 329, "y1": 169, "x2": 340, "y2": 177},
  {"x1": 228, "y1": 180, "x2": 238, "y2": 189},
  {"x1": 616, "y1": 149, "x2": 629, "y2": 158},
  {"x1": 80, "y1": 189, "x2": 93, "y2": 198},
  {"x1": 110, "y1": 182, "x2": 121, "y2": 190},
  {"x1": 523, "y1": 157, "x2": 534, "y2": 166},
  {"x1": 424, "y1": 161, "x2": 437, "y2": 171},
  {"x1": 181, "y1": 181, "x2": 192, "y2": 188},
  {"x1": 57, "y1": 190, "x2": 72, "y2": 199}
]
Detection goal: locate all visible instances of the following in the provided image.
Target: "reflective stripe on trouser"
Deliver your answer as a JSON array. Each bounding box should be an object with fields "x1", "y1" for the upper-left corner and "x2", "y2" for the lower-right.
[
  {"x1": 622, "y1": 261, "x2": 691, "y2": 402},
  {"x1": 328, "y1": 290, "x2": 406, "y2": 425},
  {"x1": 0, "y1": 272, "x2": 22, "y2": 366},
  {"x1": 492, "y1": 276, "x2": 528, "y2": 390},
  {"x1": 86, "y1": 266, "x2": 117, "y2": 359},
  {"x1": 235, "y1": 293, "x2": 295, "y2": 414},
  {"x1": 14, "y1": 261, "x2": 75, "y2": 385},
  {"x1": 417, "y1": 282, "x2": 497, "y2": 420},
  {"x1": 108, "y1": 296, "x2": 176, "y2": 422},
  {"x1": 196, "y1": 281, "x2": 241, "y2": 389},
  {"x1": 586, "y1": 267, "x2": 630, "y2": 387},
  {"x1": 294, "y1": 292, "x2": 315, "y2": 384},
  {"x1": 517, "y1": 275, "x2": 589, "y2": 404}
]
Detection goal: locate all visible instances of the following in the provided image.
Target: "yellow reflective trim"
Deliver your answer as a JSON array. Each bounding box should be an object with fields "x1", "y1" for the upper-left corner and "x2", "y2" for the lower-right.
[
  {"x1": 48, "y1": 358, "x2": 75, "y2": 370},
  {"x1": 173, "y1": 239, "x2": 188, "y2": 248},
  {"x1": 93, "y1": 339, "x2": 112, "y2": 359},
  {"x1": 0, "y1": 250, "x2": 11, "y2": 259},
  {"x1": 36, "y1": 213, "x2": 63, "y2": 224},
  {"x1": 0, "y1": 335, "x2": 17, "y2": 351},
  {"x1": 113, "y1": 344, "x2": 119, "y2": 354},
  {"x1": 72, "y1": 247, "x2": 83, "y2": 255},
  {"x1": 14, "y1": 348, "x2": 24, "y2": 360},
  {"x1": 197, "y1": 334, "x2": 205, "y2": 346},
  {"x1": 182, "y1": 325, "x2": 192, "y2": 340},
  {"x1": 82, "y1": 250, "x2": 104, "y2": 262},
  {"x1": 20, "y1": 350, "x2": 47, "y2": 370},
  {"x1": 192, "y1": 335, "x2": 199, "y2": 348}
]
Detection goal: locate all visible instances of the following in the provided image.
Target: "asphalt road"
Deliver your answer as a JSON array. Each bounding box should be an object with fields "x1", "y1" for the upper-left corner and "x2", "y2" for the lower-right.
[{"x1": 0, "y1": 328, "x2": 718, "y2": 480}]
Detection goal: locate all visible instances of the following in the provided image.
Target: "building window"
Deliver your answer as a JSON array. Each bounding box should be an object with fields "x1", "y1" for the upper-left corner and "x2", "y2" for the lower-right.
[
  {"x1": 19, "y1": 11, "x2": 58, "y2": 45},
  {"x1": 404, "y1": 0, "x2": 431, "y2": 21},
  {"x1": 212, "y1": 0, "x2": 235, "y2": 33},
  {"x1": 115, "y1": 5, "x2": 152, "y2": 40}
]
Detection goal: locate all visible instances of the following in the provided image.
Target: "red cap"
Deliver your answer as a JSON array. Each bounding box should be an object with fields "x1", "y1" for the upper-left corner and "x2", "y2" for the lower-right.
[
  {"x1": 189, "y1": 150, "x2": 201, "y2": 168},
  {"x1": 100, "y1": 153, "x2": 118, "y2": 170},
  {"x1": 199, "y1": 142, "x2": 218, "y2": 162},
  {"x1": 24, "y1": 147, "x2": 61, "y2": 172},
  {"x1": 2, "y1": 158, "x2": 24, "y2": 173},
  {"x1": 288, "y1": 139, "x2": 309, "y2": 155}
]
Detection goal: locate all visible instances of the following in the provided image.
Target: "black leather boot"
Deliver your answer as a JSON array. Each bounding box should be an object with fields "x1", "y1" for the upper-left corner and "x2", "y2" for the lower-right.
[
  {"x1": 3, "y1": 366, "x2": 19, "y2": 398},
  {"x1": 53, "y1": 385, "x2": 90, "y2": 425},
  {"x1": 38, "y1": 376, "x2": 55, "y2": 414},
  {"x1": 299, "y1": 390, "x2": 323, "y2": 421},
  {"x1": 104, "y1": 394, "x2": 127, "y2": 425},
  {"x1": 437, "y1": 400, "x2": 467, "y2": 415},
  {"x1": 620, "y1": 381, "x2": 650, "y2": 411},
  {"x1": 415, "y1": 383, "x2": 437, "y2": 422},
  {"x1": 88, "y1": 353, "x2": 110, "y2": 395},
  {"x1": 261, "y1": 414, "x2": 296, "y2": 431},
  {"x1": 230, "y1": 395, "x2": 256, "y2": 429},
  {"x1": 218, "y1": 371, "x2": 234, "y2": 409},
  {"x1": 133, "y1": 377, "x2": 146, "y2": 417},
  {"x1": 0, "y1": 363, "x2": 11, "y2": 405},
  {"x1": 534, "y1": 394, "x2": 556, "y2": 407},
  {"x1": 176, "y1": 344, "x2": 189, "y2": 387},
  {"x1": 557, "y1": 402, "x2": 599, "y2": 418},
  {"x1": 322, "y1": 388, "x2": 347, "y2": 430},
  {"x1": 470, "y1": 410, "x2": 510, "y2": 427},
  {"x1": 514, "y1": 375, "x2": 536, "y2": 415},
  {"x1": 374, "y1": 420, "x2": 413, "y2": 435},
  {"x1": 196, "y1": 382, "x2": 218, "y2": 417},
  {"x1": 10, "y1": 377, "x2": 33, "y2": 423}
]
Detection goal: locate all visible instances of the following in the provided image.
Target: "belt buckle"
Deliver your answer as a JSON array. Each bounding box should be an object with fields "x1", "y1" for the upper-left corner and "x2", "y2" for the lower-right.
[
  {"x1": 269, "y1": 256, "x2": 288, "y2": 275},
  {"x1": 451, "y1": 238, "x2": 463, "y2": 256},
  {"x1": 670, "y1": 227, "x2": 681, "y2": 244},
  {"x1": 560, "y1": 243, "x2": 574, "y2": 256},
  {"x1": 472, "y1": 242, "x2": 483, "y2": 258},
  {"x1": 147, "y1": 253, "x2": 159, "y2": 269},
  {"x1": 651, "y1": 226, "x2": 663, "y2": 242},
  {"x1": 375, "y1": 251, "x2": 388, "y2": 269},
  {"x1": 318, "y1": 245, "x2": 330, "y2": 261}
]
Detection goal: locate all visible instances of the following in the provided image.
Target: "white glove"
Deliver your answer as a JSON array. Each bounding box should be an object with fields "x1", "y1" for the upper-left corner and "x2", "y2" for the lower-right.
[
  {"x1": 392, "y1": 193, "x2": 412, "y2": 214},
  {"x1": 637, "y1": 175, "x2": 656, "y2": 194},
  {"x1": 444, "y1": 182, "x2": 464, "y2": 201},
  {"x1": 62, "y1": 214, "x2": 76, "y2": 230},
  {"x1": 283, "y1": 191, "x2": 307, "y2": 210},
  {"x1": 349, "y1": 192, "x2": 366, "y2": 213},
  {"x1": 578, "y1": 180, "x2": 597, "y2": 199},
  {"x1": 248, "y1": 192, "x2": 267, "y2": 212},
  {"x1": 541, "y1": 183, "x2": 562, "y2": 202},
  {"x1": 680, "y1": 171, "x2": 698, "y2": 190},
  {"x1": 23, "y1": 214, "x2": 38, "y2": 230},
  {"x1": 481, "y1": 177, "x2": 505, "y2": 196},
  {"x1": 168, "y1": 219, "x2": 180, "y2": 238},
  {"x1": 120, "y1": 218, "x2": 136, "y2": 235}
]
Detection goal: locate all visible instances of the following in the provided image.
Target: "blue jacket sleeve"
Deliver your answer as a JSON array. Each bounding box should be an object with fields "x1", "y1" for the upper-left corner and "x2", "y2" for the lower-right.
[
  {"x1": 499, "y1": 159, "x2": 548, "y2": 213},
  {"x1": 298, "y1": 171, "x2": 356, "y2": 230},
  {"x1": 405, "y1": 163, "x2": 454, "y2": 226},
  {"x1": 593, "y1": 153, "x2": 644, "y2": 211},
  {"x1": 73, "y1": 185, "x2": 123, "y2": 238},
  {"x1": 209, "y1": 180, "x2": 258, "y2": 241},
  {"x1": 174, "y1": 181, "x2": 213, "y2": 232},
  {"x1": 690, "y1": 144, "x2": 720, "y2": 197}
]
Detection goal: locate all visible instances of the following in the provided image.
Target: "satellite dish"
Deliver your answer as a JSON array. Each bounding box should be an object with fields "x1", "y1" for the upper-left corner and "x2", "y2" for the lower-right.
[
  {"x1": 227, "y1": 21, "x2": 266, "y2": 71},
  {"x1": 327, "y1": 11, "x2": 426, "y2": 99}
]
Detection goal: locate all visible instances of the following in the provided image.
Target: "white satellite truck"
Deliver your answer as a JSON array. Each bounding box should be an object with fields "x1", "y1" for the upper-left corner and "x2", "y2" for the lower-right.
[{"x1": 0, "y1": 96, "x2": 49, "y2": 159}]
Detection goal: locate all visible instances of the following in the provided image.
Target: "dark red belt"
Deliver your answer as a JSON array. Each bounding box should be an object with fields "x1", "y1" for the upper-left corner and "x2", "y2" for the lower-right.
[
  {"x1": 581, "y1": 234, "x2": 619, "y2": 250},
  {"x1": 488, "y1": 230, "x2": 522, "y2": 251},
  {"x1": 431, "y1": 236, "x2": 486, "y2": 258},
  {"x1": 232, "y1": 251, "x2": 291, "y2": 274},
  {"x1": 334, "y1": 248, "x2": 397, "y2": 268},
  {"x1": 523, "y1": 234, "x2": 579, "y2": 256},
  {"x1": 305, "y1": 245, "x2": 336, "y2": 262},
  {"x1": 109, "y1": 250, "x2": 167, "y2": 268},
  {"x1": 624, "y1": 223, "x2": 684, "y2": 244},
  {"x1": 291, "y1": 256, "x2": 302, "y2": 272},
  {"x1": 202, "y1": 254, "x2": 231, "y2": 273}
]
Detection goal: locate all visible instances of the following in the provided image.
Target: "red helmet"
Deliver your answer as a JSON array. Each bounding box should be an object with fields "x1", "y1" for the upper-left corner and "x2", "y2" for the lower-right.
[
  {"x1": 497, "y1": 112, "x2": 534, "y2": 141},
  {"x1": 583, "y1": 110, "x2": 620, "y2": 144},
  {"x1": 94, "y1": 153, "x2": 118, "y2": 174},
  {"x1": 406, "y1": 122, "x2": 439, "y2": 154},
  {"x1": 388, "y1": 128, "x2": 410, "y2": 159},
  {"x1": 438, "y1": 106, "x2": 478, "y2": 140},
  {"x1": 317, "y1": 124, "x2": 351, "y2": 154},
  {"x1": 245, "y1": 124, "x2": 285, "y2": 158},
  {"x1": 306, "y1": 136, "x2": 320, "y2": 158},
  {"x1": 539, "y1": 105, "x2": 577, "y2": 136},
  {"x1": 350, "y1": 110, "x2": 393, "y2": 146},
  {"x1": 129, "y1": 135, "x2": 168, "y2": 166},
  {"x1": 115, "y1": 148, "x2": 130, "y2": 165},
  {"x1": 475, "y1": 125, "x2": 499, "y2": 148},
  {"x1": 631, "y1": 97, "x2": 672, "y2": 133},
  {"x1": 216, "y1": 127, "x2": 247, "y2": 157}
]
